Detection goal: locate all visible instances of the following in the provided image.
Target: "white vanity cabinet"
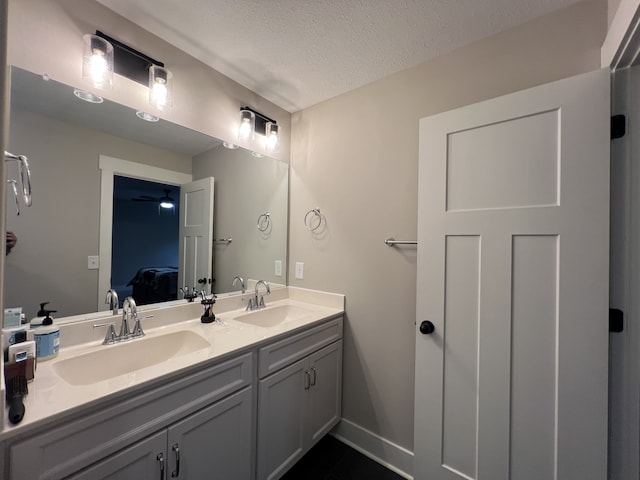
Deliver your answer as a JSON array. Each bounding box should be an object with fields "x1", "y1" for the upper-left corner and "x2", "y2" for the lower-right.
[
  {"x1": 67, "y1": 387, "x2": 253, "y2": 480},
  {"x1": 256, "y1": 317, "x2": 343, "y2": 480},
  {"x1": 7, "y1": 353, "x2": 254, "y2": 480}
]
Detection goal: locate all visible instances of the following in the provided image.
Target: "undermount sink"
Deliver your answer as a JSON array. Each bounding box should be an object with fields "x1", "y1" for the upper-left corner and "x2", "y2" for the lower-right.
[
  {"x1": 53, "y1": 330, "x2": 211, "y2": 386},
  {"x1": 233, "y1": 304, "x2": 316, "y2": 328}
]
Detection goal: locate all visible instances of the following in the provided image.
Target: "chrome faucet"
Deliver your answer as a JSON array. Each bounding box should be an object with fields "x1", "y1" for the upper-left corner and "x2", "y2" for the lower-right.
[
  {"x1": 232, "y1": 276, "x2": 246, "y2": 293},
  {"x1": 121, "y1": 297, "x2": 137, "y2": 339},
  {"x1": 94, "y1": 296, "x2": 152, "y2": 344},
  {"x1": 105, "y1": 289, "x2": 119, "y2": 315},
  {"x1": 247, "y1": 280, "x2": 270, "y2": 311}
]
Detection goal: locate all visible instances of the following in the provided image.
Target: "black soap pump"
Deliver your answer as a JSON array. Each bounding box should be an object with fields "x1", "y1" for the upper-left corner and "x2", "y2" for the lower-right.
[{"x1": 30, "y1": 302, "x2": 57, "y2": 328}]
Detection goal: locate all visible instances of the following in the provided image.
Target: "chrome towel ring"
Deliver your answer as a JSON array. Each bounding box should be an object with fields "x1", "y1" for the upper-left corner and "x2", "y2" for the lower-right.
[
  {"x1": 304, "y1": 208, "x2": 322, "y2": 232},
  {"x1": 257, "y1": 212, "x2": 271, "y2": 232}
]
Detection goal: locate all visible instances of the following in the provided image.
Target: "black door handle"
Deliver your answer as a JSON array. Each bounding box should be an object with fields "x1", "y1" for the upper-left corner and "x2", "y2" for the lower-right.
[{"x1": 419, "y1": 321, "x2": 435, "y2": 335}]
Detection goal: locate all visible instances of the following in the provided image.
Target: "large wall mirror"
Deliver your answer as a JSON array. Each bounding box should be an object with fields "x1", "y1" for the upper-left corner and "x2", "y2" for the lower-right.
[{"x1": 5, "y1": 66, "x2": 289, "y2": 320}]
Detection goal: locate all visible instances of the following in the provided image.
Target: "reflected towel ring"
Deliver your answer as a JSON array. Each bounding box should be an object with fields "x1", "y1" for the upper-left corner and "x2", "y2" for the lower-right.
[
  {"x1": 7, "y1": 180, "x2": 19, "y2": 216},
  {"x1": 304, "y1": 208, "x2": 322, "y2": 231},
  {"x1": 257, "y1": 212, "x2": 271, "y2": 232}
]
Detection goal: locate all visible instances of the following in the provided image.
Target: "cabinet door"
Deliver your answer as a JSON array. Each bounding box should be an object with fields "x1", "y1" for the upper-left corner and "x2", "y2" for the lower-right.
[
  {"x1": 66, "y1": 431, "x2": 166, "y2": 480},
  {"x1": 257, "y1": 358, "x2": 308, "y2": 480},
  {"x1": 307, "y1": 340, "x2": 343, "y2": 445},
  {"x1": 167, "y1": 387, "x2": 254, "y2": 480}
]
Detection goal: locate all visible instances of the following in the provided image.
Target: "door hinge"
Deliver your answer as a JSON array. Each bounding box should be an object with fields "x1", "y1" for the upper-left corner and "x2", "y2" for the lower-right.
[
  {"x1": 611, "y1": 115, "x2": 626, "y2": 139},
  {"x1": 609, "y1": 308, "x2": 624, "y2": 333}
]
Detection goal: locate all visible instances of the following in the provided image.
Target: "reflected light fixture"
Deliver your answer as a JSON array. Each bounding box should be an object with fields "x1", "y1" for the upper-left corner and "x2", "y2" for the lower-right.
[
  {"x1": 149, "y1": 65, "x2": 173, "y2": 111},
  {"x1": 73, "y1": 89, "x2": 104, "y2": 104},
  {"x1": 136, "y1": 111, "x2": 160, "y2": 122},
  {"x1": 82, "y1": 34, "x2": 113, "y2": 90},
  {"x1": 223, "y1": 141, "x2": 239, "y2": 149}
]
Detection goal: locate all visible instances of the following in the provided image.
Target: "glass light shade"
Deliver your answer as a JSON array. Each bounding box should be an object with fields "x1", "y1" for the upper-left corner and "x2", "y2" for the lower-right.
[
  {"x1": 82, "y1": 34, "x2": 114, "y2": 90},
  {"x1": 160, "y1": 201, "x2": 174, "y2": 209},
  {"x1": 265, "y1": 122, "x2": 280, "y2": 153},
  {"x1": 238, "y1": 109, "x2": 255, "y2": 142},
  {"x1": 149, "y1": 65, "x2": 173, "y2": 111}
]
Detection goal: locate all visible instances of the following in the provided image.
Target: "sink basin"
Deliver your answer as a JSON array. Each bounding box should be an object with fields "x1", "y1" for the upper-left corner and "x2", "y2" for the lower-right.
[
  {"x1": 53, "y1": 330, "x2": 210, "y2": 386},
  {"x1": 233, "y1": 304, "x2": 315, "y2": 328}
]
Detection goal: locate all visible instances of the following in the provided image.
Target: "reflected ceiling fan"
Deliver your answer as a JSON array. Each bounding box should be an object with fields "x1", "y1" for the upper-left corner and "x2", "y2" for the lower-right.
[{"x1": 131, "y1": 188, "x2": 176, "y2": 210}]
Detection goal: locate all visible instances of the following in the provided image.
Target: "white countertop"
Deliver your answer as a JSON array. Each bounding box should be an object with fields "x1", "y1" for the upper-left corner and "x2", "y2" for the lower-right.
[{"x1": 0, "y1": 287, "x2": 344, "y2": 440}]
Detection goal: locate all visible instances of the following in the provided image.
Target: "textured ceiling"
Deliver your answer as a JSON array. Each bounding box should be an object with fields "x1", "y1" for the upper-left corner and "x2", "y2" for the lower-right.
[{"x1": 96, "y1": 0, "x2": 584, "y2": 113}]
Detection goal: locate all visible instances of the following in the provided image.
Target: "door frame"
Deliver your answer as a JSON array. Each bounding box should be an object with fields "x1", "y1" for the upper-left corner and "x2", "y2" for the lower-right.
[
  {"x1": 603, "y1": 3, "x2": 640, "y2": 478},
  {"x1": 97, "y1": 156, "x2": 191, "y2": 311}
]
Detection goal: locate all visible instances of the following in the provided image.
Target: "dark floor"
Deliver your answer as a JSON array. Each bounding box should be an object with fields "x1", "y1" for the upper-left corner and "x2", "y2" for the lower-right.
[{"x1": 281, "y1": 435, "x2": 405, "y2": 480}]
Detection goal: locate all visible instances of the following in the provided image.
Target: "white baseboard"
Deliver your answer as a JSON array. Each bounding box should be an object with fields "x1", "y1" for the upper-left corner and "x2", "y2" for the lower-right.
[{"x1": 330, "y1": 418, "x2": 414, "y2": 479}]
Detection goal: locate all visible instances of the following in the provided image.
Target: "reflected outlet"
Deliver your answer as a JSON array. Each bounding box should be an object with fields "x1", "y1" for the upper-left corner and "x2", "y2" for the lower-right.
[{"x1": 295, "y1": 262, "x2": 304, "y2": 279}]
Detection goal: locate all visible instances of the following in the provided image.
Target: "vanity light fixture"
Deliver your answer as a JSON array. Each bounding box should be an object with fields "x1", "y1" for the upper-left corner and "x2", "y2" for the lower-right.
[
  {"x1": 222, "y1": 141, "x2": 239, "y2": 149},
  {"x1": 84, "y1": 31, "x2": 174, "y2": 111},
  {"x1": 251, "y1": 151, "x2": 264, "y2": 158},
  {"x1": 238, "y1": 106, "x2": 279, "y2": 151},
  {"x1": 265, "y1": 122, "x2": 280, "y2": 153},
  {"x1": 136, "y1": 111, "x2": 160, "y2": 122},
  {"x1": 82, "y1": 34, "x2": 114, "y2": 90},
  {"x1": 238, "y1": 108, "x2": 256, "y2": 142}
]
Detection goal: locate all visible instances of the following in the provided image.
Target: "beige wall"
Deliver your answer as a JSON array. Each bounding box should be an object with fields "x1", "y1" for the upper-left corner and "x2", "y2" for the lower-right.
[
  {"x1": 6, "y1": 0, "x2": 291, "y2": 163},
  {"x1": 5, "y1": 109, "x2": 191, "y2": 318},
  {"x1": 289, "y1": 0, "x2": 606, "y2": 451},
  {"x1": 192, "y1": 146, "x2": 289, "y2": 292}
]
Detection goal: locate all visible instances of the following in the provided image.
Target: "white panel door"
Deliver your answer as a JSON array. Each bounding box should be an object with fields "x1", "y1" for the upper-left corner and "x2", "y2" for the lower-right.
[
  {"x1": 179, "y1": 177, "x2": 214, "y2": 294},
  {"x1": 415, "y1": 69, "x2": 610, "y2": 480}
]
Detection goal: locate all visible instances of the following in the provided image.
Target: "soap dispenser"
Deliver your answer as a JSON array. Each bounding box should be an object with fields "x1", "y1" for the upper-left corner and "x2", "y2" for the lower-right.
[{"x1": 31, "y1": 303, "x2": 59, "y2": 360}]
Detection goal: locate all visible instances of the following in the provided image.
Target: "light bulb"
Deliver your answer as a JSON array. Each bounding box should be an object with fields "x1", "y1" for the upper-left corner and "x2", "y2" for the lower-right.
[
  {"x1": 238, "y1": 109, "x2": 255, "y2": 142},
  {"x1": 149, "y1": 66, "x2": 173, "y2": 111},
  {"x1": 82, "y1": 34, "x2": 113, "y2": 90},
  {"x1": 265, "y1": 122, "x2": 280, "y2": 153}
]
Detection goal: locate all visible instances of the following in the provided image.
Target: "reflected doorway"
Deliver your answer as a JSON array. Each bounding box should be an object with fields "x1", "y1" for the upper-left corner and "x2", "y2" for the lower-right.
[{"x1": 111, "y1": 176, "x2": 180, "y2": 306}]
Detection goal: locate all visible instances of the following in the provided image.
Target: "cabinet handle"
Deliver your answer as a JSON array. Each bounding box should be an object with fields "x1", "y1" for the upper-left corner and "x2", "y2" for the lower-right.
[
  {"x1": 310, "y1": 367, "x2": 317, "y2": 386},
  {"x1": 157, "y1": 453, "x2": 165, "y2": 480},
  {"x1": 171, "y1": 443, "x2": 181, "y2": 477},
  {"x1": 304, "y1": 370, "x2": 311, "y2": 390}
]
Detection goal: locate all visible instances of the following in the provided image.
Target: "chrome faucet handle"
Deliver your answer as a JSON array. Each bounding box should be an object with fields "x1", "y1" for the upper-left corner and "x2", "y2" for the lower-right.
[
  {"x1": 246, "y1": 296, "x2": 255, "y2": 311},
  {"x1": 131, "y1": 314, "x2": 154, "y2": 338},
  {"x1": 94, "y1": 322, "x2": 118, "y2": 345}
]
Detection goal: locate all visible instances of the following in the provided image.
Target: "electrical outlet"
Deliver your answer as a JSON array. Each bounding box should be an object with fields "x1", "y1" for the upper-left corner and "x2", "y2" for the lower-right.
[
  {"x1": 275, "y1": 260, "x2": 282, "y2": 277},
  {"x1": 295, "y1": 262, "x2": 304, "y2": 279},
  {"x1": 88, "y1": 255, "x2": 99, "y2": 270}
]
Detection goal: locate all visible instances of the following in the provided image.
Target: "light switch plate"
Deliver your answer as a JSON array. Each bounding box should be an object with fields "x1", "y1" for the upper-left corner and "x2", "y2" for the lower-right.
[
  {"x1": 275, "y1": 260, "x2": 282, "y2": 277},
  {"x1": 88, "y1": 255, "x2": 99, "y2": 270}
]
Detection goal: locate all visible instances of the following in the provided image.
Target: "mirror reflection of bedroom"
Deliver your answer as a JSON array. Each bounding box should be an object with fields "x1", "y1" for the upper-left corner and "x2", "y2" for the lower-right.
[{"x1": 111, "y1": 175, "x2": 179, "y2": 306}]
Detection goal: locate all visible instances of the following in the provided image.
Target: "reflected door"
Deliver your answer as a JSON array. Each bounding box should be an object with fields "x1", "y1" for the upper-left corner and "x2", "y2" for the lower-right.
[
  {"x1": 179, "y1": 177, "x2": 214, "y2": 294},
  {"x1": 414, "y1": 69, "x2": 609, "y2": 479}
]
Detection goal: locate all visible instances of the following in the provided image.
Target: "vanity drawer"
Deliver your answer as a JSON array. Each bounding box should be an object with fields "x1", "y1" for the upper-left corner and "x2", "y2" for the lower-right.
[
  {"x1": 10, "y1": 352, "x2": 253, "y2": 480},
  {"x1": 258, "y1": 316, "x2": 343, "y2": 378}
]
